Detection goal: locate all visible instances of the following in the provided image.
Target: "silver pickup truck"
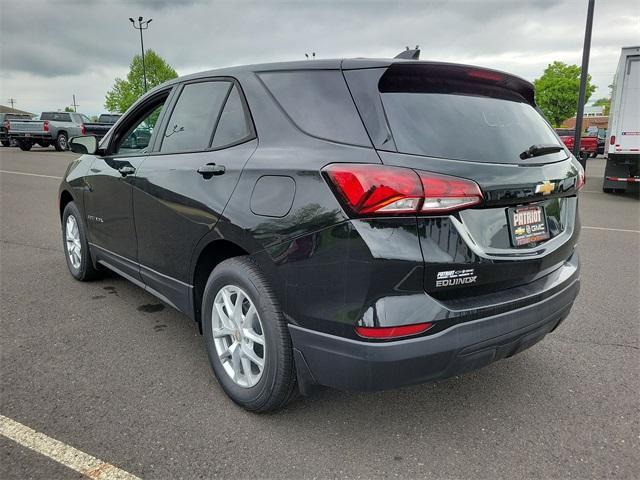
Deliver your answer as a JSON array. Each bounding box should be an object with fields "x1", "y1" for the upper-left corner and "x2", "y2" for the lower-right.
[{"x1": 7, "y1": 112, "x2": 89, "y2": 151}]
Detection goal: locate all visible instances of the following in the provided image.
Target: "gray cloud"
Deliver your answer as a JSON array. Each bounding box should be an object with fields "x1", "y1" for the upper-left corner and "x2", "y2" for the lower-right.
[{"x1": 1, "y1": 0, "x2": 638, "y2": 115}]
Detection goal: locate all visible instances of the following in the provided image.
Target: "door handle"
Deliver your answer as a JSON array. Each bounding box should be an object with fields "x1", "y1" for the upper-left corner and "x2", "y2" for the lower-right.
[
  {"x1": 118, "y1": 166, "x2": 136, "y2": 176},
  {"x1": 197, "y1": 163, "x2": 226, "y2": 177}
]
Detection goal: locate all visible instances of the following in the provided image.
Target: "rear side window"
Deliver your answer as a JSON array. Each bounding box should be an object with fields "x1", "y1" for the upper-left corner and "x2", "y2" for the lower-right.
[
  {"x1": 211, "y1": 85, "x2": 252, "y2": 148},
  {"x1": 160, "y1": 81, "x2": 231, "y2": 153},
  {"x1": 258, "y1": 70, "x2": 370, "y2": 146},
  {"x1": 41, "y1": 112, "x2": 71, "y2": 122}
]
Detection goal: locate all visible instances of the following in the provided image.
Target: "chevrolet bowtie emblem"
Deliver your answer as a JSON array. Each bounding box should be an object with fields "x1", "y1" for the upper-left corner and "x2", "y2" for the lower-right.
[{"x1": 535, "y1": 181, "x2": 555, "y2": 195}]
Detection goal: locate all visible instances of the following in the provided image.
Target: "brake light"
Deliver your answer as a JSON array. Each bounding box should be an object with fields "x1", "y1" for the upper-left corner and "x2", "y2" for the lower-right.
[
  {"x1": 466, "y1": 69, "x2": 504, "y2": 82},
  {"x1": 3, "y1": 121, "x2": 9, "y2": 131},
  {"x1": 576, "y1": 162, "x2": 585, "y2": 190},
  {"x1": 43, "y1": 121, "x2": 49, "y2": 132},
  {"x1": 323, "y1": 164, "x2": 483, "y2": 216},
  {"x1": 80, "y1": 124, "x2": 86, "y2": 135},
  {"x1": 355, "y1": 322, "x2": 433, "y2": 339},
  {"x1": 418, "y1": 171, "x2": 484, "y2": 213},
  {"x1": 610, "y1": 135, "x2": 616, "y2": 146}
]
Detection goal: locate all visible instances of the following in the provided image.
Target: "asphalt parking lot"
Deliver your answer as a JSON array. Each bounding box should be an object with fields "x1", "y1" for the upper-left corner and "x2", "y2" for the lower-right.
[{"x1": 1, "y1": 147, "x2": 638, "y2": 479}]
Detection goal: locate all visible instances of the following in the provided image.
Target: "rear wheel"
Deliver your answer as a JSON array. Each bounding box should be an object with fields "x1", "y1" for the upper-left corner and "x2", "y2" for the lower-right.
[
  {"x1": 62, "y1": 202, "x2": 102, "y2": 281},
  {"x1": 17, "y1": 140, "x2": 32, "y2": 151},
  {"x1": 202, "y1": 257, "x2": 298, "y2": 412},
  {"x1": 55, "y1": 132, "x2": 68, "y2": 151},
  {"x1": 1, "y1": 140, "x2": 10, "y2": 147}
]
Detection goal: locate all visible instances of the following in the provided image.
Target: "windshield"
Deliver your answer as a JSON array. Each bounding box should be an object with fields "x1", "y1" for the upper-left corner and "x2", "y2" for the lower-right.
[{"x1": 381, "y1": 92, "x2": 566, "y2": 164}]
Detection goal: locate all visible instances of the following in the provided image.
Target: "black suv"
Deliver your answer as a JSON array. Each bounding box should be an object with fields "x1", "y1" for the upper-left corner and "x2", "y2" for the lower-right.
[{"x1": 60, "y1": 59, "x2": 582, "y2": 412}]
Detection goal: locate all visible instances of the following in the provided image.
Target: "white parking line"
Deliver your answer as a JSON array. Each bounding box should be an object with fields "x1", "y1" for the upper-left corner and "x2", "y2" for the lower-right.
[
  {"x1": 583, "y1": 226, "x2": 640, "y2": 234},
  {"x1": 0, "y1": 415, "x2": 140, "y2": 480},
  {"x1": 0, "y1": 169, "x2": 62, "y2": 180}
]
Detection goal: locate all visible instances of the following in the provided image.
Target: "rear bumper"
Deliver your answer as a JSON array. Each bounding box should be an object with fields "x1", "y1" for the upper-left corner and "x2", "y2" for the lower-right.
[
  {"x1": 290, "y1": 272, "x2": 579, "y2": 392},
  {"x1": 8, "y1": 133, "x2": 52, "y2": 141}
]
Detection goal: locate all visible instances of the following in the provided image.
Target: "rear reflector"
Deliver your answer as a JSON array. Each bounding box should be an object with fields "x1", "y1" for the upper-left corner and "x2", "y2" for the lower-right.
[
  {"x1": 323, "y1": 164, "x2": 483, "y2": 216},
  {"x1": 355, "y1": 322, "x2": 433, "y2": 339}
]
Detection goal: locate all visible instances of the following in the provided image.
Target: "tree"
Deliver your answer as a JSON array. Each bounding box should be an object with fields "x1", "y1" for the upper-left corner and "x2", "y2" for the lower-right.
[
  {"x1": 64, "y1": 106, "x2": 74, "y2": 112},
  {"x1": 105, "y1": 50, "x2": 178, "y2": 113},
  {"x1": 533, "y1": 61, "x2": 596, "y2": 127}
]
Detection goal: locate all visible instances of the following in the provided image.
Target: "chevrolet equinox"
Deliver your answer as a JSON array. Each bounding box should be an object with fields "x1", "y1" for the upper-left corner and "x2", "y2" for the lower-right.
[{"x1": 60, "y1": 59, "x2": 582, "y2": 412}]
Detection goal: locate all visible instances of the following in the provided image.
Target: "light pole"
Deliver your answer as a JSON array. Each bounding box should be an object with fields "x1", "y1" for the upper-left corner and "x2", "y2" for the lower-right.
[
  {"x1": 129, "y1": 16, "x2": 153, "y2": 92},
  {"x1": 573, "y1": 0, "x2": 595, "y2": 170}
]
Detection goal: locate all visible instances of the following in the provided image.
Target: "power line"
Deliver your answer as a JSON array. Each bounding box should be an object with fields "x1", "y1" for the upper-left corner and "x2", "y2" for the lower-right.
[{"x1": 7, "y1": 98, "x2": 16, "y2": 109}]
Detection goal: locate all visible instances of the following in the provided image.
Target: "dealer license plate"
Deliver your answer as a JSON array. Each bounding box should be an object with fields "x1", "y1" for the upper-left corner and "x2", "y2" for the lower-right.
[{"x1": 508, "y1": 205, "x2": 550, "y2": 247}]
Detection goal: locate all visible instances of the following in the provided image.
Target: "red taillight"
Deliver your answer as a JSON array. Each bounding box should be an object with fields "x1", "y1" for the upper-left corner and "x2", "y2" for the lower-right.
[
  {"x1": 323, "y1": 164, "x2": 483, "y2": 216},
  {"x1": 43, "y1": 121, "x2": 49, "y2": 132},
  {"x1": 418, "y1": 171, "x2": 484, "y2": 213},
  {"x1": 3, "y1": 121, "x2": 10, "y2": 131},
  {"x1": 610, "y1": 135, "x2": 616, "y2": 146},
  {"x1": 576, "y1": 162, "x2": 585, "y2": 190},
  {"x1": 80, "y1": 124, "x2": 86, "y2": 135},
  {"x1": 355, "y1": 322, "x2": 433, "y2": 339}
]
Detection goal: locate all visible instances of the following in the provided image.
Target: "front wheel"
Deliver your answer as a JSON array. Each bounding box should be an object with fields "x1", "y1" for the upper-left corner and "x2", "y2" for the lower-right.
[
  {"x1": 202, "y1": 257, "x2": 298, "y2": 412},
  {"x1": 55, "y1": 132, "x2": 68, "y2": 151},
  {"x1": 62, "y1": 202, "x2": 102, "y2": 281}
]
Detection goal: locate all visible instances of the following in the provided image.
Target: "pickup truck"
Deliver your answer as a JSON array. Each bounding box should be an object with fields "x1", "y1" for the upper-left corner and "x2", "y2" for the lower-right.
[
  {"x1": 83, "y1": 114, "x2": 121, "y2": 141},
  {"x1": 1, "y1": 113, "x2": 33, "y2": 147},
  {"x1": 555, "y1": 128, "x2": 598, "y2": 161},
  {"x1": 7, "y1": 111, "x2": 89, "y2": 151}
]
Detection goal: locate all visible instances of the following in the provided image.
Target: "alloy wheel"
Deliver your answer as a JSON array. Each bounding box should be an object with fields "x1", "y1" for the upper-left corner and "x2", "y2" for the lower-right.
[
  {"x1": 65, "y1": 215, "x2": 82, "y2": 269},
  {"x1": 211, "y1": 285, "x2": 266, "y2": 388}
]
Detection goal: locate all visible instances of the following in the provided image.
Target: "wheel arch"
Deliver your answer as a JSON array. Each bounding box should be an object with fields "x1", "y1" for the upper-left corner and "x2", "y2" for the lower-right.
[{"x1": 59, "y1": 189, "x2": 75, "y2": 220}]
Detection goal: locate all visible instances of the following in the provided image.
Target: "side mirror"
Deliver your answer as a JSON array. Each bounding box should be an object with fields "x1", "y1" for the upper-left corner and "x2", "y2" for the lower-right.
[{"x1": 69, "y1": 135, "x2": 98, "y2": 155}]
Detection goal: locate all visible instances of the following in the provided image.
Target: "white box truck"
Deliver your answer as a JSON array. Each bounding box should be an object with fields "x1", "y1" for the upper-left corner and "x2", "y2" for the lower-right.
[{"x1": 604, "y1": 46, "x2": 640, "y2": 193}]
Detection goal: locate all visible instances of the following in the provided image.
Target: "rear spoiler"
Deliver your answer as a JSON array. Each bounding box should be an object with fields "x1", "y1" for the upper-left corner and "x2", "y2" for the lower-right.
[{"x1": 379, "y1": 62, "x2": 536, "y2": 105}]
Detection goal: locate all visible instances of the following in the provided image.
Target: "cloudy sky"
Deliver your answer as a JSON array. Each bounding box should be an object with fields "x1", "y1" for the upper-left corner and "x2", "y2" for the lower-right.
[{"x1": 1, "y1": 0, "x2": 638, "y2": 116}]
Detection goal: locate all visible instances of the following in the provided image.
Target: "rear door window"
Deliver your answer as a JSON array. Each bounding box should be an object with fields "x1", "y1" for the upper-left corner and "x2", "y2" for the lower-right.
[
  {"x1": 41, "y1": 112, "x2": 71, "y2": 122},
  {"x1": 211, "y1": 85, "x2": 253, "y2": 149},
  {"x1": 160, "y1": 81, "x2": 231, "y2": 154}
]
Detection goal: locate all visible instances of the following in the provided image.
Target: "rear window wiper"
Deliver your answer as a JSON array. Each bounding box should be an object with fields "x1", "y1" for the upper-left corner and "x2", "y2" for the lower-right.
[{"x1": 520, "y1": 144, "x2": 564, "y2": 160}]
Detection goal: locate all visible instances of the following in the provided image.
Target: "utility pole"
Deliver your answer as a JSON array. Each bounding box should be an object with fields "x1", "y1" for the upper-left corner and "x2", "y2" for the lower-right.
[
  {"x1": 129, "y1": 16, "x2": 153, "y2": 92},
  {"x1": 72, "y1": 94, "x2": 79, "y2": 112},
  {"x1": 573, "y1": 0, "x2": 596, "y2": 171},
  {"x1": 7, "y1": 98, "x2": 16, "y2": 109}
]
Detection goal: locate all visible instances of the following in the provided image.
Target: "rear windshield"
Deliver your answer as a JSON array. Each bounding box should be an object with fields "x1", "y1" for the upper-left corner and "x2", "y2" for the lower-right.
[
  {"x1": 555, "y1": 129, "x2": 575, "y2": 136},
  {"x1": 41, "y1": 112, "x2": 71, "y2": 122},
  {"x1": 381, "y1": 92, "x2": 566, "y2": 164},
  {"x1": 347, "y1": 65, "x2": 567, "y2": 164}
]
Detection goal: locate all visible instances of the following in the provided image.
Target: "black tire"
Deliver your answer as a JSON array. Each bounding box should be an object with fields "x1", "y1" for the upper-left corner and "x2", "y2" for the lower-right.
[
  {"x1": 61, "y1": 202, "x2": 102, "y2": 281},
  {"x1": 1, "y1": 140, "x2": 10, "y2": 147},
  {"x1": 603, "y1": 187, "x2": 614, "y2": 193},
  {"x1": 579, "y1": 151, "x2": 590, "y2": 162},
  {"x1": 55, "y1": 132, "x2": 68, "y2": 151},
  {"x1": 17, "y1": 141, "x2": 32, "y2": 151},
  {"x1": 591, "y1": 152, "x2": 598, "y2": 158},
  {"x1": 202, "y1": 257, "x2": 298, "y2": 412}
]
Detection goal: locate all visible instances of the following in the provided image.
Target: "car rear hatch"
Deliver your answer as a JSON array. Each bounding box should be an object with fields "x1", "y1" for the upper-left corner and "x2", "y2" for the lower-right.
[{"x1": 343, "y1": 61, "x2": 583, "y2": 300}]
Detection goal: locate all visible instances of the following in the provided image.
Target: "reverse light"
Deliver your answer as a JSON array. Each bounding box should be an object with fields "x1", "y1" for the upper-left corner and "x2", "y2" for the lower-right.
[
  {"x1": 355, "y1": 322, "x2": 433, "y2": 339},
  {"x1": 43, "y1": 121, "x2": 49, "y2": 132},
  {"x1": 323, "y1": 164, "x2": 483, "y2": 216}
]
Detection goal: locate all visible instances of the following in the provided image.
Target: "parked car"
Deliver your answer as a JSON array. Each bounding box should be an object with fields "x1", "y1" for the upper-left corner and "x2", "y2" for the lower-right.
[
  {"x1": 7, "y1": 111, "x2": 89, "y2": 151},
  {"x1": 60, "y1": 58, "x2": 583, "y2": 412},
  {"x1": 585, "y1": 127, "x2": 607, "y2": 156},
  {"x1": 83, "y1": 114, "x2": 121, "y2": 141},
  {"x1": 555, "y1": 128, "x2": 598, "y2": 160},
  {"x1": 604, "y1": 46, "x2": 640, "y2": 193},
  {"x1": 1, "y1": 112, "x2": 33, "y2": 147}
]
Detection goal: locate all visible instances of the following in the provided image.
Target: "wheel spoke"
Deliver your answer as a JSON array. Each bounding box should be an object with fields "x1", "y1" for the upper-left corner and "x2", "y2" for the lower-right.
[
  {"x1": 243, "y1": 328, "x2": 264, "y2": 345},
  {"x1": 214, "y1": 302, "x2": 234, "y2": 330},
  {"x1": 211, "y1": 326, "x2": 235, "y2": 338},
  {"x1": 242, "y1": 344, "x2": 264, "y2": 369},
  {"x1": 221, "y1": 288, "x2": 234, "y2": 319},
  {"x1": 240, "y1": 356, "x2": 253, "y2": 385},
  {"x1": 233, "y1": 290, "x2": 245, "y2": 323}
]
